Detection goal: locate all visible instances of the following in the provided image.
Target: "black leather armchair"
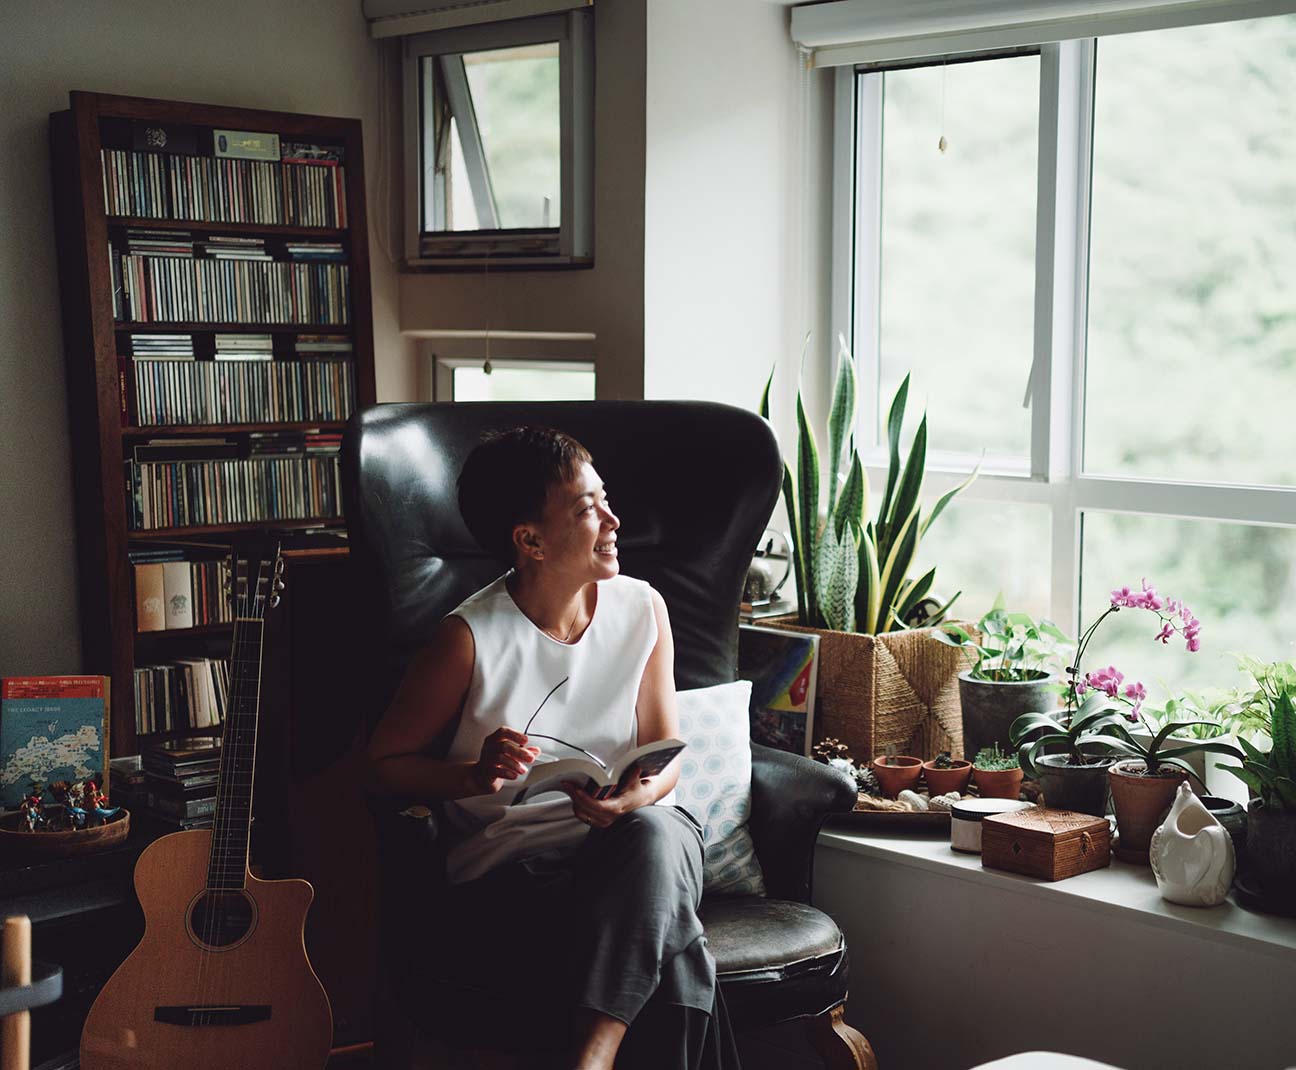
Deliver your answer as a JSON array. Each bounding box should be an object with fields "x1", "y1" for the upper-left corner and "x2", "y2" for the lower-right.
[{"x1": 341, "y1": 400, "x2": 876, "y2": 1069}]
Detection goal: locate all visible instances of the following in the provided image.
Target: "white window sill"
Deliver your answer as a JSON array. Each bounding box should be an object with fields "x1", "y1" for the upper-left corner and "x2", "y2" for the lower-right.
[{"x1": 817, "y1": 822, "x2": 1296, "y2": 962}]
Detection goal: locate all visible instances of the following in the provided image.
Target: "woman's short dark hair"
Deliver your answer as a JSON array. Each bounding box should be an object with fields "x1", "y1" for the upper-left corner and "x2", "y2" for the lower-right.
[{"x1": 457, "y1": 426, "x2": 593, "y2": 566}]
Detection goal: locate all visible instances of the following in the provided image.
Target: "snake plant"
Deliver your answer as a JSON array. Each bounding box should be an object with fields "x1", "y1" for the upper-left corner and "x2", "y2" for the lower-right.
[{"x1": 759, "y1": 335, "x2": 975, "y2": 634}]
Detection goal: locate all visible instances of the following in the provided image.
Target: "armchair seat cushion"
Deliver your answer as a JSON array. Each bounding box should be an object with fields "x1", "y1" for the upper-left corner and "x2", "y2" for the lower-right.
[
  {"x1": 702, "y1": 897, "x2": 850, "y2": 1032},
  {"x1": 701, "y1": 897, "x2": 841, "y2": 974}
]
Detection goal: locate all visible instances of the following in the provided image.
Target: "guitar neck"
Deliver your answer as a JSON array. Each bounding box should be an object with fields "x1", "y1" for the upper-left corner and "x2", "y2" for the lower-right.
[{"x1": 207, "y1": 616, "x2": 265, "y2": 891}]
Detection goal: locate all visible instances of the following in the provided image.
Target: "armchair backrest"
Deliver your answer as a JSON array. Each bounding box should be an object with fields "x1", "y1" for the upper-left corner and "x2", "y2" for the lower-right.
[{"x1": 340, "y1": 401, "x2": 783, "y2": 734}]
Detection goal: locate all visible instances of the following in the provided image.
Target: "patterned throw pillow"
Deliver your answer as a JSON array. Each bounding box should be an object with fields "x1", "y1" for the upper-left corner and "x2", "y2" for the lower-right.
[{"x1": 674, "y1": 680, "x2": 766, "y2": 897}]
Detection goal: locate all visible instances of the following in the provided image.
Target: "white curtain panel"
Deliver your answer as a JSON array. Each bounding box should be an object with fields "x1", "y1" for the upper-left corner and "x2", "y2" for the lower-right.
[{"x1": 791, "y1": 0, "x2": 1296, "y2": 65}]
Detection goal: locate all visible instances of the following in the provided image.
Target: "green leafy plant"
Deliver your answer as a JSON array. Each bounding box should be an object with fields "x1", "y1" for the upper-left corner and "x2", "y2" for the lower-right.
[
  {"x1": 758, "y1": 335, "x2": 975, "y2": 634},
  {"x1": 1009, "y1": 692, "x2": 1130, "y2": 776},
  {"x1": 1217, "y1": 659, "x2": 1296, "y2": 809},
  {"x1": 973, "y1": 745, "x2": 1019, "y2": 772},
  {"x1": 934, "y1": 597, "x2": 1073, "y2": 683}
]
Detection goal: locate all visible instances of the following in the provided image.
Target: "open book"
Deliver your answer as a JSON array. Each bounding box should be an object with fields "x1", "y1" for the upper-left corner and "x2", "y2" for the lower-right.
[{"x1": 509, "y1": 738, "x2": 687, "y2": 805}]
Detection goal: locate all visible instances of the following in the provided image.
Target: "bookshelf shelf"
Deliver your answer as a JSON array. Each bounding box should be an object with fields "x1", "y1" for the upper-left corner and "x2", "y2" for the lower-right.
[
  {"x1": 129, "y1": 519, "x2": 347, "y2": 540},
  {"x1": 122, "y1": 422, "x2": 347, "y2": 436},
  {"x1": 106, "y1": 216, "x2": 346, "y2": 239},
  {"x1": 115, "y1": 322, "x2": 348, "y2": 333},
  {"x1": 50, "y1": 91, "x2": 376, "y2": 759}
]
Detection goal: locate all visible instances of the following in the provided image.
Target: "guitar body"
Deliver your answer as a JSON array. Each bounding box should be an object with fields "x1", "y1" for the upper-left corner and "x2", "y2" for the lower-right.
[{"x1": 80, "y1": 829, "x2": 332, "y2": 1070}]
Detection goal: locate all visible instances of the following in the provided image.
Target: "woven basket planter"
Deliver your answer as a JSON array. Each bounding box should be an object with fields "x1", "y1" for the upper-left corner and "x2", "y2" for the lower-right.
[{"x1": 769, "y1": 621, "x2": 972, "y2": 762}]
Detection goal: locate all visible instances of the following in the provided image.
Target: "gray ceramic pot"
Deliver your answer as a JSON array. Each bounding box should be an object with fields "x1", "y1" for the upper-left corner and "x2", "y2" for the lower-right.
[
  {"x1": 959, "y1": 671, "x2": 1058, "y2": 763},
  {"x1": 1247, "y1": 800, "x2": 1296, "y2": 893},
  {"x1": 1201, "y1": 796, "x2": 1247, "y2": 863},
  {"x1": 1034, "y1": 753, "x2": 1117, "y2": 817}
]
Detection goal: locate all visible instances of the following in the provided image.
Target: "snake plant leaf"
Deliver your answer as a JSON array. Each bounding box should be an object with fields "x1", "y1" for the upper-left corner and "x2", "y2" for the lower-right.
[
  {"x1": 1271, "y1": 691, "x2": 1296, "y2": 780},
  {"x1": 777, "y1": 459, "x2": 806, "y2": 621},
  {"x1": 795, "y1": 390, "x2": 820, "y2": 623},
  {"x1": 885, "y1": 412, "x2": 927, "y2": 540},
  {"x1": 814, "y1": 520, "x2": 859, "y2": 633},
  {"x1": 758, "y1": 364, "x2": 774, "y2": 422},
  {"x1": 1221, "y1": 763, "x2": 1265, "y2": 794},
  {"x1": 855, "y1": 526, "x2": 882, "y2": 635},
  {"x1": 877, "y1": 374, "x2": 910, "y2": 545},
  {"x1": 921, "y1": 461, "x2": 980, "y2": 537},
  {"x1": 877, "y1": 507, "x2": 920, "y2": 629},
  {"x1": 834, "y1": 449, "x2": 866, "y2": 544},
  {"x1": 894, "y1": 566, "x2": 936, "y2": 624},
  {"x1": 825, "y1": 334, "x2": 857, "y2": 519}
]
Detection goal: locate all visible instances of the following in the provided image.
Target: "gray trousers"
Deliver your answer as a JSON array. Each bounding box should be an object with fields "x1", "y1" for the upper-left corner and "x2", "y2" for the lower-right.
[{"x1": 439, "y1": 805, "x2": 741, "y2": 1068}]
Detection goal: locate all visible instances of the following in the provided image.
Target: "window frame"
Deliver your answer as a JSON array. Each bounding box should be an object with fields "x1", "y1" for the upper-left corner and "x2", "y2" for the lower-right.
[
  {"x1": 401, "y1": 9, "x2": 593, "y2": 269},
  {"x1": 831, "y1": 35, "x2": 1296, "y2": 634}
]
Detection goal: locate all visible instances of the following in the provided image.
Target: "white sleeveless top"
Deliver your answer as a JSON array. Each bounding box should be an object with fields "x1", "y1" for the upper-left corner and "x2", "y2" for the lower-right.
[{"x1": 442, "y1": 572, "x2": 669, "y2": 883}]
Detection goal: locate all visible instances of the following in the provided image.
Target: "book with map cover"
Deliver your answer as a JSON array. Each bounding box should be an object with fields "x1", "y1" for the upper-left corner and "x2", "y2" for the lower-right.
[{"x1": 0, "y1": 675, "x2": 110, "y2": 809}]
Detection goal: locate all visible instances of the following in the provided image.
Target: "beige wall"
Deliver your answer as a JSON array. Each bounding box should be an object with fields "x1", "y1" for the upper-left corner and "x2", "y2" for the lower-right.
[
  {"x1": 0, "y1": 0, "x2": 404, "y2": 673},
  {"x1": 396, "y1": 0, "x2": 648, "y2": 401},
  {"x1": 643, "y1": 0, "x2": 834, "y2": 452}
]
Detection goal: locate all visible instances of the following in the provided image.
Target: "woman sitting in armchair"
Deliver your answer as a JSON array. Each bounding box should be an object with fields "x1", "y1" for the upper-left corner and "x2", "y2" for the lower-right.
[{"x1": 367, "y1": 426, "x2": 741, "y2": 1070}]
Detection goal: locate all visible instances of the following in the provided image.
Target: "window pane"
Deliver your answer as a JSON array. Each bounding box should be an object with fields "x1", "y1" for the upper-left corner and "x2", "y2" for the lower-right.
[
  {"x1": 452, "y1": 365, "x2": 594, "y2": 402},
  {"x1": 1085, "y1": 16, "x2": 1296, "y2": 486},
  {"x1": 1080, "y1": 512, "x2": 1296, "y2": 695},
  {"x1": 872, "y1": 55, "x2": 1039, "y2": 462},
  {"x1": 911, "y1": 497, "x2": 1051, "y2": 625},
  {"x1": 465, "y1": 43, "x2": 561, "y2": 229}
]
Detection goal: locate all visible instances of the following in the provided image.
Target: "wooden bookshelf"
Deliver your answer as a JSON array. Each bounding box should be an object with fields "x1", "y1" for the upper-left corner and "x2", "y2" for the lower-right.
[{"x1": 49, "y1": 92, "x2": 376, "y2": 759}]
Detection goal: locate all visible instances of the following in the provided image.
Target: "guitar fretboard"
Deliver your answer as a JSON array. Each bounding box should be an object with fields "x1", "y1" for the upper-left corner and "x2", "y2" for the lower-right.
[{"x1": 206, "y1": 617, "x2": 264, "y2": 891}]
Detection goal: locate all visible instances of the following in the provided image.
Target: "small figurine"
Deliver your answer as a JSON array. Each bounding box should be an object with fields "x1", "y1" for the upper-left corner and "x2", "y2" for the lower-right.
[
  {"x1": 20, "y1": 783, "x2": 45, "y2": 832},
  {"x1": 85, "y1": 780, "x2": 120, "y2": 825}
]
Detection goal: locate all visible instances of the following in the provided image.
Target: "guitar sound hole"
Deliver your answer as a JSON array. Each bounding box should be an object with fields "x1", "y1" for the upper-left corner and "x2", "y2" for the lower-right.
[{"x1": 189, "y1": 891, "x2": 255, "y2": 948}]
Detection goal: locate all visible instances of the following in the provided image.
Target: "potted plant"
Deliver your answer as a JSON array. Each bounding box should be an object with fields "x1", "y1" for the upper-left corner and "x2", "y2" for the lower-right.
[
  {"x1": 1010, "y1": 693, "x2": 1128, "y2": 817},
  {"x1": 972, "y1": 745, "x2": 1023, "y2": 800},
  {"x1": 758, "y1": 336, "x2": 977, "y2": 761},
  {"x1": 1216, "y1": 661, "x2": 1296, "y2": 908},
  {"x1": 934, "y1": 599, "x2": 1073, "y2": 761},
  {"x1": 870, "y1": 754, "x2": 924, "y2": 798},
  {"x1": 922, "y1": 751, "x2": 972, "y2": 795},
  {"x1": 1061, "y1": 580, "x2": 1242, "y2": 863}
]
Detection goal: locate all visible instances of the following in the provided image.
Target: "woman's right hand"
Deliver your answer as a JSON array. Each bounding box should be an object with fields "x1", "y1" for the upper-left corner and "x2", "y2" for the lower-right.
[{"x1": 471, "y1": 727, "x2": 540, "y2": 794}]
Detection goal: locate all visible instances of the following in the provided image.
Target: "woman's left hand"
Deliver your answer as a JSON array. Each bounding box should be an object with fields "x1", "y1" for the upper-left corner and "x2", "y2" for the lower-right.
[{"x1": 562, "y1": 767, "x2": 653, "y2": 829}]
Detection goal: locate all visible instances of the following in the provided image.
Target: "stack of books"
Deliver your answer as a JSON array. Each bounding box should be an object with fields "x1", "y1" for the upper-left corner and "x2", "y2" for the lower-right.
[{"x1": 142, "y1": 736, "x2": 222, "y2": 830}]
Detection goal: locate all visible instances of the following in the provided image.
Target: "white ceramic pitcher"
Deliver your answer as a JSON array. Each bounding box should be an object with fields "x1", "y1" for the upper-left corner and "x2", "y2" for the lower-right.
[{"x1": 1149, "y1": 781, "x2": 1236, "y2": 907}]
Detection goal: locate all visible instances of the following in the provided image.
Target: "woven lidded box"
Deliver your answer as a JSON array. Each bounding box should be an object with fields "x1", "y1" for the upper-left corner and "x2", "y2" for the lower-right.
[{"x1": 981, "y1": 807, "x2": 1111, "y2": 881}]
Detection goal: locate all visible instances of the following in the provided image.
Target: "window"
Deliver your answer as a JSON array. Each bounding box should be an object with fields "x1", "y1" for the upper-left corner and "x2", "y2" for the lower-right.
[
  {"x1": 420, "y1": 332, "x2": 596, "y2": 401},
  {"x1": 834, "y1": 14, "x2": 1296, "y2": 646},
  {"x1": 403, "y1": 10, "x2": 593, "y2": 266}
]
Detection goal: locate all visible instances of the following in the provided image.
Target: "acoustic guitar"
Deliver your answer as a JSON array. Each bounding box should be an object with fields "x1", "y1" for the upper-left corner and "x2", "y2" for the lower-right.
[{"x1": 81, "y1": 547, "x2": 332, "y2": 1070}]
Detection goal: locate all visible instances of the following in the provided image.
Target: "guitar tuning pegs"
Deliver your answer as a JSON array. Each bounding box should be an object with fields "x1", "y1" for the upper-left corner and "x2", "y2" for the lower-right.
[
  {"x1": 274, "y1": 577, "x2": 286, "y2": 592},
  {"x1": 269, "y1": 593, "x2": 281, "y2": 609},
  {"x1": 273, "y1": 557, "x2": 285, "y2": 577}
]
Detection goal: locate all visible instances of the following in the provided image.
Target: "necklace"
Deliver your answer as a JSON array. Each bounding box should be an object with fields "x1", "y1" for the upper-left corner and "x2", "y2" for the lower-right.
[{"x1": 543, "y1": 607, "x2": 580, "y2": 644}]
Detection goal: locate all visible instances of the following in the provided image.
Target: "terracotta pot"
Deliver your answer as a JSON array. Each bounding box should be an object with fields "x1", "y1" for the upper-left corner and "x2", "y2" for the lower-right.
[
  {"x1": 972, "y1": 765, "x2": 1024, "y2": 800},
  {"x1": 922, "y1": 758, "x2": 972, "y2": 796},
  {"x1": 871, "y1": 756, "x2": 923, "y2": 798},
  {"x1": 1109, "y1": 760, "x2": 1187, "y2": 864},
  {"x1": 959, "y1": 671, "x2": 1059, "y2": 767},
  {"x1": 1035, "y1": 753, "x2": 1117, "y2": 818}
]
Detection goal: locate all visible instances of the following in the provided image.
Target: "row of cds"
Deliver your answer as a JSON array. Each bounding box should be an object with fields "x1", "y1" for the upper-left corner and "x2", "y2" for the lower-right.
[
  {"x1": 114, "y1": 254, "x2": 350, "y2": 324},
  {"x1": 102, "y1": 149, "x2": 347, "y2": 228},
  {"x1": 133, "y1": 658, "x2": 230, "y2": 734},
  {"x1": 125, "y1": 454, "x2": 343, "y2": 531},
  {"x1": 129, "y1": 357, "x2": 356, "y2": 426}
]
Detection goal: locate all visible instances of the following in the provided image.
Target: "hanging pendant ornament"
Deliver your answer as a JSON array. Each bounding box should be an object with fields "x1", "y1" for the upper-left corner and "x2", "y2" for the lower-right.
[{"x1": 938, "y1": 62, "x2": 949, "y2": 154}]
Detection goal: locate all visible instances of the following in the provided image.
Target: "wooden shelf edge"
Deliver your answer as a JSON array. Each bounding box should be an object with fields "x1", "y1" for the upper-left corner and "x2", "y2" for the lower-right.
[
  {"x1": 122, "y1": 422, "x2": 347, "y2": 436},
  {"x1": 107, "y1": 216, "x2": 347, "y2": 239},
  {"x1": 129, "y1": 519, "x2": 345, "y2": 539},
  {"x1": 115, "y1": 322, "x2": 351, "y2": 334}
]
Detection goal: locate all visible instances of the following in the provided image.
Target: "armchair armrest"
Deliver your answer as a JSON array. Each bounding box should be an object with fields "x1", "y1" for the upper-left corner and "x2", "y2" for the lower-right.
[
  {"x1": 748, "y1": 743, "x2": 856, "y2": 903},
  {"x1": 365, "y1": 790, "x2": 449, "y2": 969}
]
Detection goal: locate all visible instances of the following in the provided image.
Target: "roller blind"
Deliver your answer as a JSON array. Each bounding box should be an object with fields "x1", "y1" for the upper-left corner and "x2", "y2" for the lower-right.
[
  {"x1": 364, "y1": 0, "x2": 590, "y2": 39},
  {"x1": 791, "y1": 0, "x2": 1296, "y2": 66}
]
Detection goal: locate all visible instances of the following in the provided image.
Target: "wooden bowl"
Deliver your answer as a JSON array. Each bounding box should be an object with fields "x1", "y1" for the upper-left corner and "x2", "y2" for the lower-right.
[{"x1": 0, "y1": 808, "x2": 130, "y2": 858}]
